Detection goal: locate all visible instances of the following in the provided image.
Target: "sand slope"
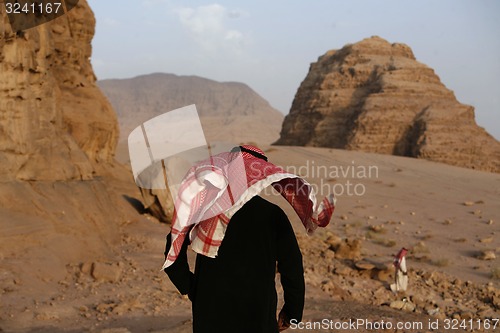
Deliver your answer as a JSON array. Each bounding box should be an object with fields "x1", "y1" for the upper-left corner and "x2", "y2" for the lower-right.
[{"x1": 1, "y1": 146, "x2": 498, "y2": 332}]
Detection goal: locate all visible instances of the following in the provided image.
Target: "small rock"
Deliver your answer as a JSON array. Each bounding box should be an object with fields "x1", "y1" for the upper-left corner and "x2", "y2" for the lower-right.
[
  {"x1": 390, "y1": 299, "x2": 415, "y2": 312},
  {"x1": 477, "y1": 308, "x2": 496, "y2": 318},
  {"x1": 370, "y1": 225, "x2": 384, "y2": 233},
  {"x1": 112, "y1": 303, "x2": 129, "y2": 316},
  {"x1": 452, "y1": 278, "x2": 463, "y2": 287},
  {"x1": 426, "y1": 307, "x2": 440, "y2": 316},
  {"x1": 373, "y1": 286, "x2": 390, "y2": 301},
  {"x1": 325, "y1": 234, "x2": 342, "y2": 248},
  {"x1": 34, "y1": 310, "x2": 60, "y2": 321},
  {"x1": 375, "y1": 268, "x2": 392, "y2": 282},
  {"x1": 322, "y1": 280, "x2": 348, "y2": 300},
  {"x1": 334, "y1": 265, "x2": 352, "y2": 276},
  {"x1": 96, "y1": 303, "x2": 116, "y2": 314},
  {"x1": 460, "y1": 311, "x2": 474, "y2": 320},
  {"x1": 334, "y1": 239, "x2": 362, "y2": 260},
  {"x1": 424, "y1": 277, "x2": 436, "y2": 287},
  {"x1": 413, "y1": 241, "x2": 428, "y2": 254},
  {"x1": 91, "y1": 262, "x2": 122, "y2": 283},
  {"x1": 479, "y1": 237, "x2": 493, "y2": 244},
  {"x1": 80, "y1": 262, "x2": 93, "y2": 275},
  {"x1": 477, "y1": 250, "x2": 496, "y2": 261},
  {"x1": 321, "y1": 249, "x2": 335, "y2": 260},
  {"x1": 354, "y1": 261, "x2": 375, "y2": 271},
  {"x1": 463, "y1": 201, "x2": 475, "y2": 206}
]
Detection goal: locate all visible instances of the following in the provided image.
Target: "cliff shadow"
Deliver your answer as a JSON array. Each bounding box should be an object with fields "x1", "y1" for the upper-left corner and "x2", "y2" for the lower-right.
[{"x1": 122, "y1": 194, "x2": 146, "y2": 214}]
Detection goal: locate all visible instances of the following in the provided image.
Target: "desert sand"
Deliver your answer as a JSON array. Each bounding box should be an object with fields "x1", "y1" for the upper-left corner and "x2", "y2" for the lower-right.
[{"x1": 1, "y1": 145, "x2": 498, "y2": 333}]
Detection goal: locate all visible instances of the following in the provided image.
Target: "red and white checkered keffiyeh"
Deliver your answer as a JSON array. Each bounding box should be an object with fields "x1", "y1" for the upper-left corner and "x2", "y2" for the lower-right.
[{"x1": 162, "y1": 145, "x2": 336, "y2": 269}]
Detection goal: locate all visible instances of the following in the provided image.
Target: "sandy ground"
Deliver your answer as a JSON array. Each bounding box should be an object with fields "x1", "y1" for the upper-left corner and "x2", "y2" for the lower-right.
[{"x1": 1, "y1": 146, "x2": 499, "y2": 332}]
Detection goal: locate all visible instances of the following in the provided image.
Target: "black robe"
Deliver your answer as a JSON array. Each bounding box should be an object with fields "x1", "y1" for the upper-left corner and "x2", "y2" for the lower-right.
[{"x1": 164, "y1": 196, "x2": 305, "y2": 333}]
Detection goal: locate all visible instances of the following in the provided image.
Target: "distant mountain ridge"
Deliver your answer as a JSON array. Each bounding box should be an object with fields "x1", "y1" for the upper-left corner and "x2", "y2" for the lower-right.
[{"x1": 98, "y1": 73, "x2": 284, "y2": 145}]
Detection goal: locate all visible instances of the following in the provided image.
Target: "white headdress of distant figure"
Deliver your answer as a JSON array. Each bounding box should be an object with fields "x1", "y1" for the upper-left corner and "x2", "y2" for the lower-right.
[{"x1": 391, "y1": 247, "x2": 408, "y2": 293}]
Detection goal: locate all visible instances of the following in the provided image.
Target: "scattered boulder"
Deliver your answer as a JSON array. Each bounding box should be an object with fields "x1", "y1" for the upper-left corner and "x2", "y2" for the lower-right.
[
  {"x1": 354, "y1": 260, "x2": 376, "y2": 271},
  {"x1": 331, "y1": 238, "x2": 363, "y2": 260},
  {"x1": 91, "y1": 262, "x2": 123, "y2": 283},
  {"x1": 325, "y1": 234, "x2": 342, "y2": 248},
  {"x1": 321, "y1": 280, "x2": 349, "y2": 301},
  {"x1": 477, "y1": 250, "x2": 496, "y2": 261},
  {"x1": 139, "y1": 187, "x2": 174, "y2": 223},
  {"x1": 390, "y1": 299, "x2": 416, "y2": 312}
]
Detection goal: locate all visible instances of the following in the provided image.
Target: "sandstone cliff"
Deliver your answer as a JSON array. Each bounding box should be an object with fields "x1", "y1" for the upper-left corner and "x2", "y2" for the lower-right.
[
  {"x1": 0, "y1": 0, "x2": 118, "y2": 181},
  {"x1": 98, "y1": 73, "x2": 284, "y2": 146},
  {"x1": 275, "y1": 36, "x2": 500, "y2": 173},
  {"x1": 99, "y1": 73, "x2": 284, "y2": 221},
  {"x1": 0, "y1": 0, "x2": 137, "y2": 314}
]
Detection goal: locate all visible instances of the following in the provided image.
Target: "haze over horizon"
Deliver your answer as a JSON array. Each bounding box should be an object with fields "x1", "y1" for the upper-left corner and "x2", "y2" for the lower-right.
[{"x1": 88, "y1": 0, "x2": 500, "y2": 140}]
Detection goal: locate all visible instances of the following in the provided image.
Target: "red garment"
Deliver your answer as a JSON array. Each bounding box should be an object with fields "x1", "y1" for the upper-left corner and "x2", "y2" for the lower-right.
[{"x1": 163, "y1": 145, "x2": 335, "y2": 269}]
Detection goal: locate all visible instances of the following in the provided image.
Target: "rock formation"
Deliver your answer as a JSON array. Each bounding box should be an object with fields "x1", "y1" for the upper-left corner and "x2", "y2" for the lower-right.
[
  {"x1": 0, "y1": 0, "x2": 135, "y2": 316},
  {"x1": 0, "y1": 0, "x2": 118, "y2": 181},
  {"x1": 98, "y1": 73, "x2": 284, "y2": 146},
  {"x1": 275, "y1": 36, "x2": 500, "y2": 173}
]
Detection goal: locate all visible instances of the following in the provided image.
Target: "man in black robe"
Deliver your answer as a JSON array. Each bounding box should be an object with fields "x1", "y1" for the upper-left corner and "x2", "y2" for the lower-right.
[{"x1": 164, "y1": 195, "x2": 305, "y2": 333}]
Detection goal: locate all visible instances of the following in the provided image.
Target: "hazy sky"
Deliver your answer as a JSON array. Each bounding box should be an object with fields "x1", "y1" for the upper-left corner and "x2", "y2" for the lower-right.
[{"x1": 87, "y1": 0, "x2": 500, "y2": 139}]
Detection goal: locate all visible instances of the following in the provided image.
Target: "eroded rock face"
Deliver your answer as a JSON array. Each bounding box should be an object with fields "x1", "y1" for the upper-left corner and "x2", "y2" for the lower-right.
[
  {"x1": 0, "y1": 0, "x2": 118, "y2": 181},
  {"x1": 275, "y1": 36, "x2": 500, "y2": 173}
]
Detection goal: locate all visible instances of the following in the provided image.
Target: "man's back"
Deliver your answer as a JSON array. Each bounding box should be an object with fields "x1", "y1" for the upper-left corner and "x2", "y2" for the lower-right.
[{"x1": 165, "y1": 196, "x2": 305, "y2": 333}]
